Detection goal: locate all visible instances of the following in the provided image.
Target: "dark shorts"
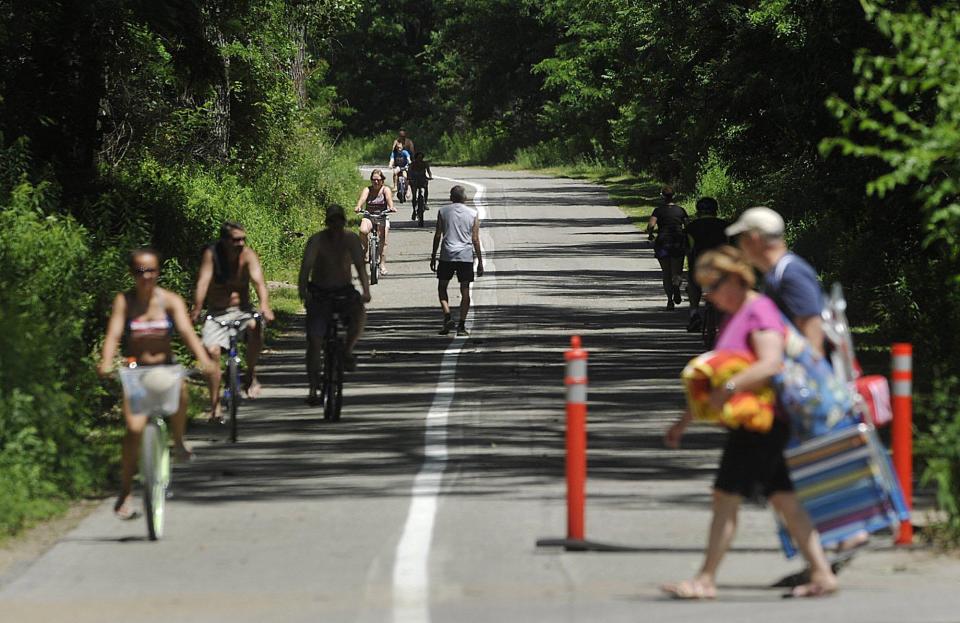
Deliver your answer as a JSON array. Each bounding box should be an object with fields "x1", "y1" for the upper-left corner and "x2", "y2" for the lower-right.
[
  {"x1": 305, "y1": 285, "x2": 363, "y2": 338},
  {"x1": 655, "y1": 237, "x2": 687, "y2": 259},
  {"x1": 437, "y1": 260, "x2": 474, "y2": 283},
  {"x1": 714, "y1": 417, "x2": 794, "y2": 499}
]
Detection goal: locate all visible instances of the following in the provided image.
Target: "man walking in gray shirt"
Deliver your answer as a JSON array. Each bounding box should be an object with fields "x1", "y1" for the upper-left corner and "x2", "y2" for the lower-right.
[{"x1": 430, "y1": 185, "x2": 484, "y2": 336}]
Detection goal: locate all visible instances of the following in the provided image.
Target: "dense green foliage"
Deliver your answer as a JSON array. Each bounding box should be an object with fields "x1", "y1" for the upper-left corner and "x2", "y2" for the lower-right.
[
  {"x1": 326, "y1": 0, "x2": 960, "y2": 536},
  {"x1": 0, "y1": 0, "x2": 361, "y2": 536}
]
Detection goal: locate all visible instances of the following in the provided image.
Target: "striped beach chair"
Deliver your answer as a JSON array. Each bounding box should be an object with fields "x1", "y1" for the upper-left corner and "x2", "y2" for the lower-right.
[{"x1": 777, "y1": 423, "x2": 910, "y2": 557}]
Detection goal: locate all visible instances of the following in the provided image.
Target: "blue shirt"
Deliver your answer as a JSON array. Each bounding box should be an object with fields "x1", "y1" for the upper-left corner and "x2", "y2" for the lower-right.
[
  {"x1": 763, "y1": 252, "x2": 823, "y2": 320},
  {"x1": 390, "y1": 149, "x2": 411, "y2": 167}
]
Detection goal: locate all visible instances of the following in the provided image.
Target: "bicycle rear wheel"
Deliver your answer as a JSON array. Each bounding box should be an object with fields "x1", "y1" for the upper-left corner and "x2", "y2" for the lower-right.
[
  {"x1": 323, "y1": 339, "x2": 344, "y2": 421},
  {"x1": 369, "y1": 236, "x2": 379, "y2": 285},
  {"x1": 416, "y1": 192, "x2": 425, "y2": 227},
  {"x1": 228, "y1": 357, "x2": 240, "y2": 442},
  {"x1": 141, "y1": 420, "x2": 170, "y2": 541}
]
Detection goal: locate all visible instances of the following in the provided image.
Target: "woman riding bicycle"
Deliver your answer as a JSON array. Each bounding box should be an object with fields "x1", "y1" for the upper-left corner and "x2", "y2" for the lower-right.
[
  {"x1": 97, "y1": 248, "x2": 214, "y2": 520},
  {"x1": 354, "y1": 169, "x2": 397, "y2": 273}
]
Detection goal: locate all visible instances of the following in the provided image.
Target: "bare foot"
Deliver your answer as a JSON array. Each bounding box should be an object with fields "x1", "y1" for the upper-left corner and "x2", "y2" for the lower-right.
[
  {"x1": 660, "y1": 578, "x2": 717, "y2": 600},
  {"x1": 788, "y1": 581, "x2": 838, "y2": 598},
  {"x1": 113, "y1": 495, "x2": 140, "y2": 520},
  {"x1": 242, "y1": 380, "x2": 262, "y2": 399},
  {"x1": 173, "y1": 444, "x2": 195, "y2": 462}
]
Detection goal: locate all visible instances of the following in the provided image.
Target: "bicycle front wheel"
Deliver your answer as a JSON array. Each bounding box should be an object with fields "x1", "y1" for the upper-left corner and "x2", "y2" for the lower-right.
[
  {"x1": 228, "y1": 357, "x2": 240, "y2": 443},
  {"x1": 141, "y1": 420, "x2": 170, "y2": 541},
  {"x1": 369, "y1": 236, "x2": 379, "y2": 285}
]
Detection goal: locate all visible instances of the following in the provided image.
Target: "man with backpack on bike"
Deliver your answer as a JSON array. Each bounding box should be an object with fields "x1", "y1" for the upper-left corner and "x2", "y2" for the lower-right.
[
  {"x1": 685, "y1": 197, "x2": 729, "y2": 332},
  {"x1": 298, "y1": 204, "x2": 371, "y2": 403}
]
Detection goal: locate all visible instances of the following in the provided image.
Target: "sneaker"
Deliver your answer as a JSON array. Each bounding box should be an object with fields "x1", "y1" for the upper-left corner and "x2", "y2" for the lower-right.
[
  {"x1": 667, "y1": 300, "x2": 675, "y2": 310},
  {"x1": 438, "y1": 319, "x2": 455, "y2": 335},
  {"x1": 686, "y1": 314, "x2": 703, "y2": 332},
  {"x1": 457, "y1": 325, "x2": 470, "y2": 337},
  {"x1": 411, "y1": 211, "x2": 416, "y2": 220},
  {"x1": 673, "y1": 286, "x2": 682, "y2": 305}
]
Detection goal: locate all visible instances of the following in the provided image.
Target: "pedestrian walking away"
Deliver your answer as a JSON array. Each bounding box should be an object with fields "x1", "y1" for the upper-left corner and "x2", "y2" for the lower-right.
[
  {"x1": 662, "y1": 246, "x2": 838, "y2": 600},
  {"x1": 646, "y1": 186, "x2": 689, "y2": 309},
  {"x1": 430, "y1": 185, "x2": 484, "y2": 337},
  {"x1": 685, "y1": 196, "x2": 728, "y2": 331}
]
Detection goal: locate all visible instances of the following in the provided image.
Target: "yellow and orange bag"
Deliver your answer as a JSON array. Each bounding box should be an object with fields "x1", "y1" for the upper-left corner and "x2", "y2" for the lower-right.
[{"x1": 681, "y1": 350, "x2": 776, "y2": 433}]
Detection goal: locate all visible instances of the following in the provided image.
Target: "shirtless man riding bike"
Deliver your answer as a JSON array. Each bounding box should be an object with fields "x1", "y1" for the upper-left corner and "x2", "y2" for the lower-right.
[
  {"x1": 191, "y1": 221, "x2": 275, "y2": 421},
  {"x1": 408, "y1": 151, "x2": 433, "y2": 220},
  {"x1": 298, "y1": 204, "x2": 371, "y2": 404}
]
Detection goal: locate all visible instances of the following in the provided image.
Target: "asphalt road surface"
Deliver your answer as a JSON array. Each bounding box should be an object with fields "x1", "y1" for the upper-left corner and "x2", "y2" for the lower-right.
[{"x1": 3, "y1": 168, "x2": 960, "y2": 623}]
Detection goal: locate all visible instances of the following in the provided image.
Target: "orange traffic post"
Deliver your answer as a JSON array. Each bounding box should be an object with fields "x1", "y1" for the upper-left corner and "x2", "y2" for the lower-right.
[
  {"x1": 564, "y1": 335, "x2": 588, "y2": 542},
  {"x1": 891, "y1": 343, "x2": 913, "y2": 545}
]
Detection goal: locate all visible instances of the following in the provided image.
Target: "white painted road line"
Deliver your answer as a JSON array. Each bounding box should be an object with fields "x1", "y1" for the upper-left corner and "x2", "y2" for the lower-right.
[{"x1": 391, "y1": 176, "x2": 494, "y2": 623}]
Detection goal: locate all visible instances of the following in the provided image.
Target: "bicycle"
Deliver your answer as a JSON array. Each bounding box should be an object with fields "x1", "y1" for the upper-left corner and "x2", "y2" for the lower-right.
[
  {"x1": 363, "y1": 210, "x2": 389, "y2": 285},
  {"x1": 118, "y1": 363, "x2": 187, "y2": 541},
  {"x1": 396, "y1": 169, "x2": 408, "y2": 203},
  {"x1": 412, "y1": 184, "x2": 427, "y2": 227},
  {"x1": 205, "y1": 311, "x2": 262, "y2": 442},
  {"x1": 308, "y1": 287, "x2": 353, "y2": 421}
]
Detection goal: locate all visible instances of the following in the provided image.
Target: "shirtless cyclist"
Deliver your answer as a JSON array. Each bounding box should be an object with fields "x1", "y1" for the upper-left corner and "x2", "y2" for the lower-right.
[
  {"x1": 298, "y1": 204, "x2": 371, "y2": 404},
  {"x1": 191, "y1": 221, "x2": 275, "y2": 421}
]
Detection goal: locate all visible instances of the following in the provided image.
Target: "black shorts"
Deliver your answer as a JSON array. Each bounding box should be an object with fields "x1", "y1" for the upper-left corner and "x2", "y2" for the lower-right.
[
  {"x1": 305, "y1": 285, "x2": 362, "y2": 338},
  {"x1": 714, "y1": 417, "x2": 793, "y2": 499},
  {"x1": 437, "y1": 260, "x2": 474, "y2": 283}
]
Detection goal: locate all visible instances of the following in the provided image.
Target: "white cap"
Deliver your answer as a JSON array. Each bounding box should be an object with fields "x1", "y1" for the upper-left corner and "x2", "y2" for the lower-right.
[{"x1": 725, "y1": 207, "x2": 785, "y2": 237}]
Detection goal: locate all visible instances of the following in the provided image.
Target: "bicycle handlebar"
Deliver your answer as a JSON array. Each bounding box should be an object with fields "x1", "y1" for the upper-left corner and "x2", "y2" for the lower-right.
[{"x1": 204, "y1": 311, "x2": 262, "y2": 329}]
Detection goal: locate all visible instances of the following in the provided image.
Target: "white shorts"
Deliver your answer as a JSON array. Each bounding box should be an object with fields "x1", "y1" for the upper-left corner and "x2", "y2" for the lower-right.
[{"x1": 202, "y1": 307, "x2": 256, "y2": 350}]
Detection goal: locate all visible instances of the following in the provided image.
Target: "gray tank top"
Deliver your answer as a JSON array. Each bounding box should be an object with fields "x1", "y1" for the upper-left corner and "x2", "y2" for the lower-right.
[{"x1": 438, "y1": 203, "x2": 477, "y2": 262}]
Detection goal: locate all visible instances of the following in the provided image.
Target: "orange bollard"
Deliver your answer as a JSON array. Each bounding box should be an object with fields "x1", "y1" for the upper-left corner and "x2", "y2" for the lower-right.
[
  {"x1": 564, "y1": 335, "x2": 588, "y2": 541},
  {"x1": 891, "y1": 343, "x2": 913, "y2": 545}
]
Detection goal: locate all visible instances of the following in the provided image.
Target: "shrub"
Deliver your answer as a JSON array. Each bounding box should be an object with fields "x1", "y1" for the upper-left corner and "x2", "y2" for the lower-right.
[{"x1": 916, "y1": 374, "x2": 960, "y2": 545}]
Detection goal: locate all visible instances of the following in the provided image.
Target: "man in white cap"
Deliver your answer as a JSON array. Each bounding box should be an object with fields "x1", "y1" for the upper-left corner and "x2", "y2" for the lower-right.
[
  {"x1": 727, "y1": 206, "x2": 870, "y2": 567},
  {"x1": 725, "y1": 207, "x2": 825, "y2": 355}
]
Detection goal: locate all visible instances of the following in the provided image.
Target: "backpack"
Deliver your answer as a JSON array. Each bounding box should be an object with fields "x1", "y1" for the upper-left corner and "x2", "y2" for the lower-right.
[{"x1": 773, "y1": 315, "x2": 856, "y2": 445}]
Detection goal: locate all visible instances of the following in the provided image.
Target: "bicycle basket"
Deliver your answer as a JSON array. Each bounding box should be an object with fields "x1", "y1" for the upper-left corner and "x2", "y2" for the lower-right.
[{"x1": 119, "y1": 365, "x2": 184, "y2": 416}]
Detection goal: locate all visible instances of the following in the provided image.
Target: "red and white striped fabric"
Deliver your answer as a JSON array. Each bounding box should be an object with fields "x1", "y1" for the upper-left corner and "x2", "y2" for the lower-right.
[{"x1": 855, "y1": 375, "x2": 893, "y2": 427}]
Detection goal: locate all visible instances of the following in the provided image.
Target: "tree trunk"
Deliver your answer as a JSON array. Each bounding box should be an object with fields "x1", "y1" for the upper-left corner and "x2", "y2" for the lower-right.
[
  {"x1": 290, "y1": 22, "x2": 308, "y2": 109},
  {"x1": 205, "y1": 5, "x2": 230, "y2": 162}
]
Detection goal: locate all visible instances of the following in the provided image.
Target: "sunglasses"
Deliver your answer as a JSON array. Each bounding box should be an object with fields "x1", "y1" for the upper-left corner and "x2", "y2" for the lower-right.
[
  {"x1": 371, "y1": 177, "x2": 383, "y2": 182},
  {"x1": 703, "y1": 274, "x2": 730, "y2": 294},
  {"x1": 134, "y1": 267, "x2": 158, "y2": 276},
  {"x1": 230, "y1": 236, "x2": 246, "y2": 242}
]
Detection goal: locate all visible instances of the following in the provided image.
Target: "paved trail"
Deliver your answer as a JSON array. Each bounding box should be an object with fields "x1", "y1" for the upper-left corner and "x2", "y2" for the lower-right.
[{"x1": 2, "y1": 168, "x2": 959, "y2": 622}]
